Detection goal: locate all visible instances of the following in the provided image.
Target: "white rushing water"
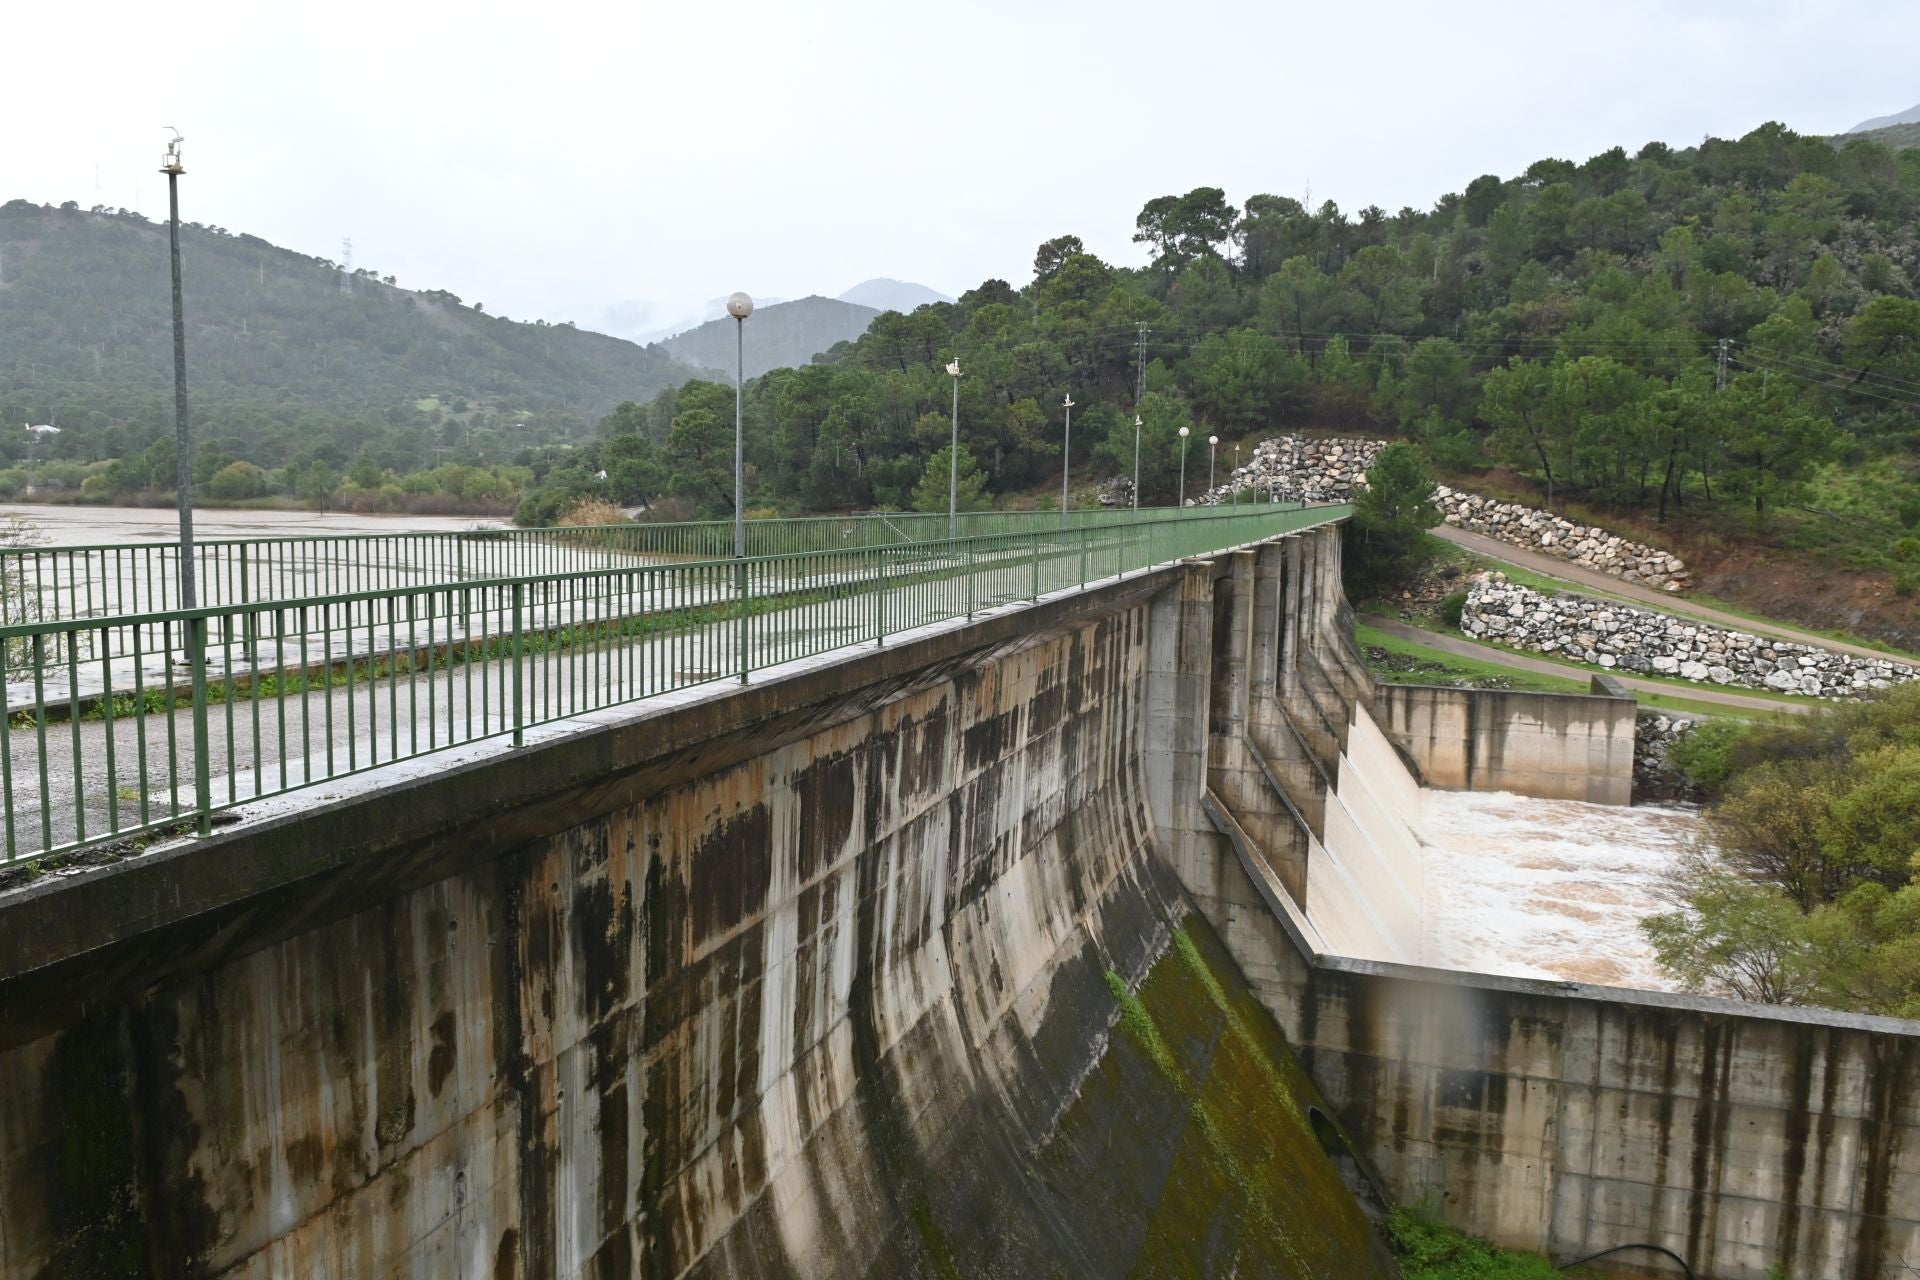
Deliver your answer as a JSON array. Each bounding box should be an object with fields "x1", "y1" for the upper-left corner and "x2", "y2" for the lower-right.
[{"x1": 1417, "y1": 790, "x2": 1701, "y2": 990}]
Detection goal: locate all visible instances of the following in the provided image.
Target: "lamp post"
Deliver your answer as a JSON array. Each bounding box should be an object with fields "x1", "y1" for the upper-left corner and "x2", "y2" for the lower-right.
[
  {"x1": 162, "y1": 131, "x2": 195, "y2": 610},
  {"x1": 1060, "y1": 394, "x2": 1074, "y2": 528},
  {"x1": 1130, "y1": 414, "x2": 1143, "y2": 513},
  {"x1": 1177, "y1": 425, "x2": 1190, "y2": 507},
  {"x1": 945, "y1": 359, "x2": 962, "y2": 539},
  {"x1": 161, "y1": 128, "x2": 210, "y2": 835},
  {"x1": 1233, "y1": 443, "x2": 1241, "y2": 506},
  {"x1": 726, "y1": 292, "x2": 753, "y2": 557},
  {"x1": 1208, "y1": 435, "x2": 1219, "y2": 500}
]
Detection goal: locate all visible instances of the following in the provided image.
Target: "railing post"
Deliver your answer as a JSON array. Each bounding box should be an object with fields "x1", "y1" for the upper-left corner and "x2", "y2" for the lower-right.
[
  {"x1": 188, "y1": 613, "x2": 212, "y2": 836},
  {"x1": 1030, "y1": 531, "x2": 1040, "y2": 601},
  {"x1": 1079, "y1": 527, "x2": 1089, "y2": 587},
  {"x1": 965, "y1": 536, "x2": 975, "y2": 621},
  {"x1": 736, "y1": 558, "x2": 750, "y2": 684},
  {"x1": 511, "y1": 582, "x2": 525, "y2": 747},
  {"x1": 874, "y1": 548, "x2": 887, "y2": 647}
]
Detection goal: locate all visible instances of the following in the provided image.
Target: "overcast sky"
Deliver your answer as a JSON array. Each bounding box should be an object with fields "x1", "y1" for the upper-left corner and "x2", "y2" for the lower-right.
[{"x1": 12, "y1": 0, "x2": 1919, "y2": 339}]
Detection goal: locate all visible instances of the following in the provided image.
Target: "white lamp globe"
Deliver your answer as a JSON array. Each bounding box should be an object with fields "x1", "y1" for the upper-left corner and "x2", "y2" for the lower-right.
[
  {"x1": 1178, "y1": 426, "x2": 1190, "y2": 438},
  {"x1": 1208, "y1": 435, "x2": 1219, "y2": 446},
  {"x1": 726, "y1": 292, "x2": 754, "y2": 319}
]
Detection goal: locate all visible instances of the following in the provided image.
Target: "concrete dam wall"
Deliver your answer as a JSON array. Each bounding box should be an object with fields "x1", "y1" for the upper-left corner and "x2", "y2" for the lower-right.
[
  {"x1": 0, "y1": 541, "x2": 1393, "y2": 1279},
  {"x1": 9, "y1": 516, "x2": 1920, "y2": 1280}
]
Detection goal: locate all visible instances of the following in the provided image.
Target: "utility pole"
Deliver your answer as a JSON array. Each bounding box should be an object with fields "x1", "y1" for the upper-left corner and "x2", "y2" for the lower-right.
[{"x1": 1716, "y1": 338, "x2": 1729, "y2": 392}]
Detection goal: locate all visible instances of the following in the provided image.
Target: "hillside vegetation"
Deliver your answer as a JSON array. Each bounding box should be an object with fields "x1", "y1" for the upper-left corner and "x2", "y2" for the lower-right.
[
  {"x1": 527, "y1": 123, "x2": 1920, "y2": 638},
  {"x1": 0, "y1": 200, "x2": 692, "y2": 481}
]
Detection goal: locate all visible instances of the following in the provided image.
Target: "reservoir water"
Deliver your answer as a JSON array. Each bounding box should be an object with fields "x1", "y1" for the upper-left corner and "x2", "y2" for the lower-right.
[{"x1": 0, "y1": 503, "x2": 506, "y2": 545}]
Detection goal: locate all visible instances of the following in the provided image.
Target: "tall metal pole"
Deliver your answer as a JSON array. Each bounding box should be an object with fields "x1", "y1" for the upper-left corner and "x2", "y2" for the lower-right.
[
  {"x1": 946, "y1": 360, "x2": 962, "y2": 539},
  {"x1": 1208, "y1": 435, "x2": 1218, "y2": 497},
  {"x1": 1178, "y1": 427, "x2": 1189, "y2": 507},
  {"x1": 1060, "y1": 394, "x2": 1074, "y2": 529},
  {"x1": 726, "y1": 292, "x2": 753, "y2": 557},
  {"x1": 734, "y1": 319, "x2": 745, "y2": 554},
  {"x1": 726, "y1": 292, "x2": 752, "y2": 682},
  {"x1": 1132, "y1": 324, "x2": 1148, "y2": 512},
  {"x1": 1131, "y1": 415, "x2": 1142, "y2": 513},
  {"x1": 1233, "y1": 443, "x2": 1241, "y2": 505},
  {"x1": 162, "y1": 131, "x2": 210, "y2": 836},
  {"x1": 164, "y1": 142, "x2": 195, "y2": 610}
]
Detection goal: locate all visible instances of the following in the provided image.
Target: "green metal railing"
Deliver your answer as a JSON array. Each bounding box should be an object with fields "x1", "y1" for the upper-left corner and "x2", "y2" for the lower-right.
[
  {"x1": 0, "y1": 504, "x2": 1346, "y2": 864},
  {"x1": 0, "y1": 502, "x2": 1300, "y2": 655}
]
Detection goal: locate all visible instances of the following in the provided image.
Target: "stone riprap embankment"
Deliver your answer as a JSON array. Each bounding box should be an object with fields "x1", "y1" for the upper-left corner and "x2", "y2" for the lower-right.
[
  {"x1": 1464, "y1": 573, "x2": 1918, "y2": 697},
  {"x1": 1196, "y1": 433, "x2": 1690, "y2": 591}
]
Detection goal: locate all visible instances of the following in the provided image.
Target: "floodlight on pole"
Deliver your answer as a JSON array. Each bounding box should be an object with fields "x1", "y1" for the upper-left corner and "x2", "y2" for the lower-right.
[
  {"x1": 1060, "y1": 394, "x2": 1075, "y2": 528},
  {"x1": 1177, "y1": 425, "x2": 1190, "y2": 507},
  {"x1": 946, "y1": 359, "x2": 962, "y2": 539},
  {"x1": 1208, "y1": 435, "x2": 1219, "y2": 498},
  {"x1": 1130, "y1": 414, "x2": 1143, "y2": 512},
  {"x1": 727, "y1": 292, "x2": 752, "y2": 559}
]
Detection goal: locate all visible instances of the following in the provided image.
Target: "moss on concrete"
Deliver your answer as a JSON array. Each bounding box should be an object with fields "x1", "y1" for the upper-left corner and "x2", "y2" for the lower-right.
[{"x1": 1057, "y1": 913, "x2": 1397, "y2": 1278}]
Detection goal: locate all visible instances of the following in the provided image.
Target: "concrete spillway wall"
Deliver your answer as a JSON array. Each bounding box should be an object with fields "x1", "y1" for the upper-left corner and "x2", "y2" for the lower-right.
[
  {"x1": 0, "y1": 547, "x2": 1391, "y2": 1279},
  {"x1": 1373, "y1": 682, "x2": 1636, "y2": 806},
  {"x1": 1159, "y1": 526, "x2": 1920, "y2": 1280}
]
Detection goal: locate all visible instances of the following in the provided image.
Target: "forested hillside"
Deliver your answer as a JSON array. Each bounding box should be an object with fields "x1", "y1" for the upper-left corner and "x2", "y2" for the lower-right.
[
  {"x1": 531, "y1": 120, "x2": 1920, "y2": 636},
  {"x1": 0, "y1": 199, "x2": 692, "y2": 477}
]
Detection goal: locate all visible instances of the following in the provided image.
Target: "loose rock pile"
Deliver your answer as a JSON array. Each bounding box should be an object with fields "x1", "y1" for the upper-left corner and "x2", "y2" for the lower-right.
[
  {"x1": 1202, "y1": 435, "x2": 1384, "y2": 506},
  {"x1": 1433, "y1": 487, "x2": 1689, "y2": 592},
  {"x1": 1463, "y1": 573, "x2": 1918, "y2": 698},
  {"x1": 1195, "y1": 433, "x2": 1691, "y2": 592}
]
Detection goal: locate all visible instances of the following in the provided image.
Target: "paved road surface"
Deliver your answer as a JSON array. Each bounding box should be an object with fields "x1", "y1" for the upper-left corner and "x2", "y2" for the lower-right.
[
  {"x1": 1431, "y1": 525, "x2": 1913, "y2": 665},
  {"x1": 1361, "y1": 615, "x2": 1810, "y2": 717}
]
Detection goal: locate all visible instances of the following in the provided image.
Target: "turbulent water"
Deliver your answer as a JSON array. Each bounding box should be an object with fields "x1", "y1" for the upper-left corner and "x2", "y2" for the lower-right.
[{"x1": 1418, "y1": 790, "x2": 1701, "y2": 990}]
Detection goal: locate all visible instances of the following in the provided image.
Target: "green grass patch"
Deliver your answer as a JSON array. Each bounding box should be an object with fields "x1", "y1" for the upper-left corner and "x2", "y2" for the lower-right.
[{"x1": 1356, "y1": 624, "x2": 1588, "y2": 695}]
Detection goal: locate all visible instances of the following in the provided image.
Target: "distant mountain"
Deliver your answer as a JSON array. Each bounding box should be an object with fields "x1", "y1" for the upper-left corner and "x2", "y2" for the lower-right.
[
  {"x1": 1847, "y1": 103, "x2": 1920, "y2": 133},
  {"x1": 661, "y1": 295, "x2": 879, "y2": 379},
  {"x1": 837, "y1": 278, "x2": 954, "y2": 314},
  {"x1": 0, "y1": 199, "x2": 696, "y2": 452},
  {"x1": 1835, "y1": 121, "x2": 1920, "y2": 151},
  {"x1": 602, "y1": 295, "x2": 791, "y2": 345}
]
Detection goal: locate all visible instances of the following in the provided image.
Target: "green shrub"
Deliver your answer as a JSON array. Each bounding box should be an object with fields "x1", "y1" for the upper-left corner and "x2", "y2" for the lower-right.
[
  {"x1": 1387, "y1": 1207, "x2": 1558, "y2": 1279},
  {"x1": 1895, "y1": 569, "x2": 1919, "y2": 600},
  {"x1": 1893, "y1": 537, "x2": 1920, "y2": 564},
  {"x1": 1666, "y1": 718, "x2": 1755, "y2": 796},
  {"x1": 1440, "y1": 590, "x2": 1469, "y2": 630}
]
